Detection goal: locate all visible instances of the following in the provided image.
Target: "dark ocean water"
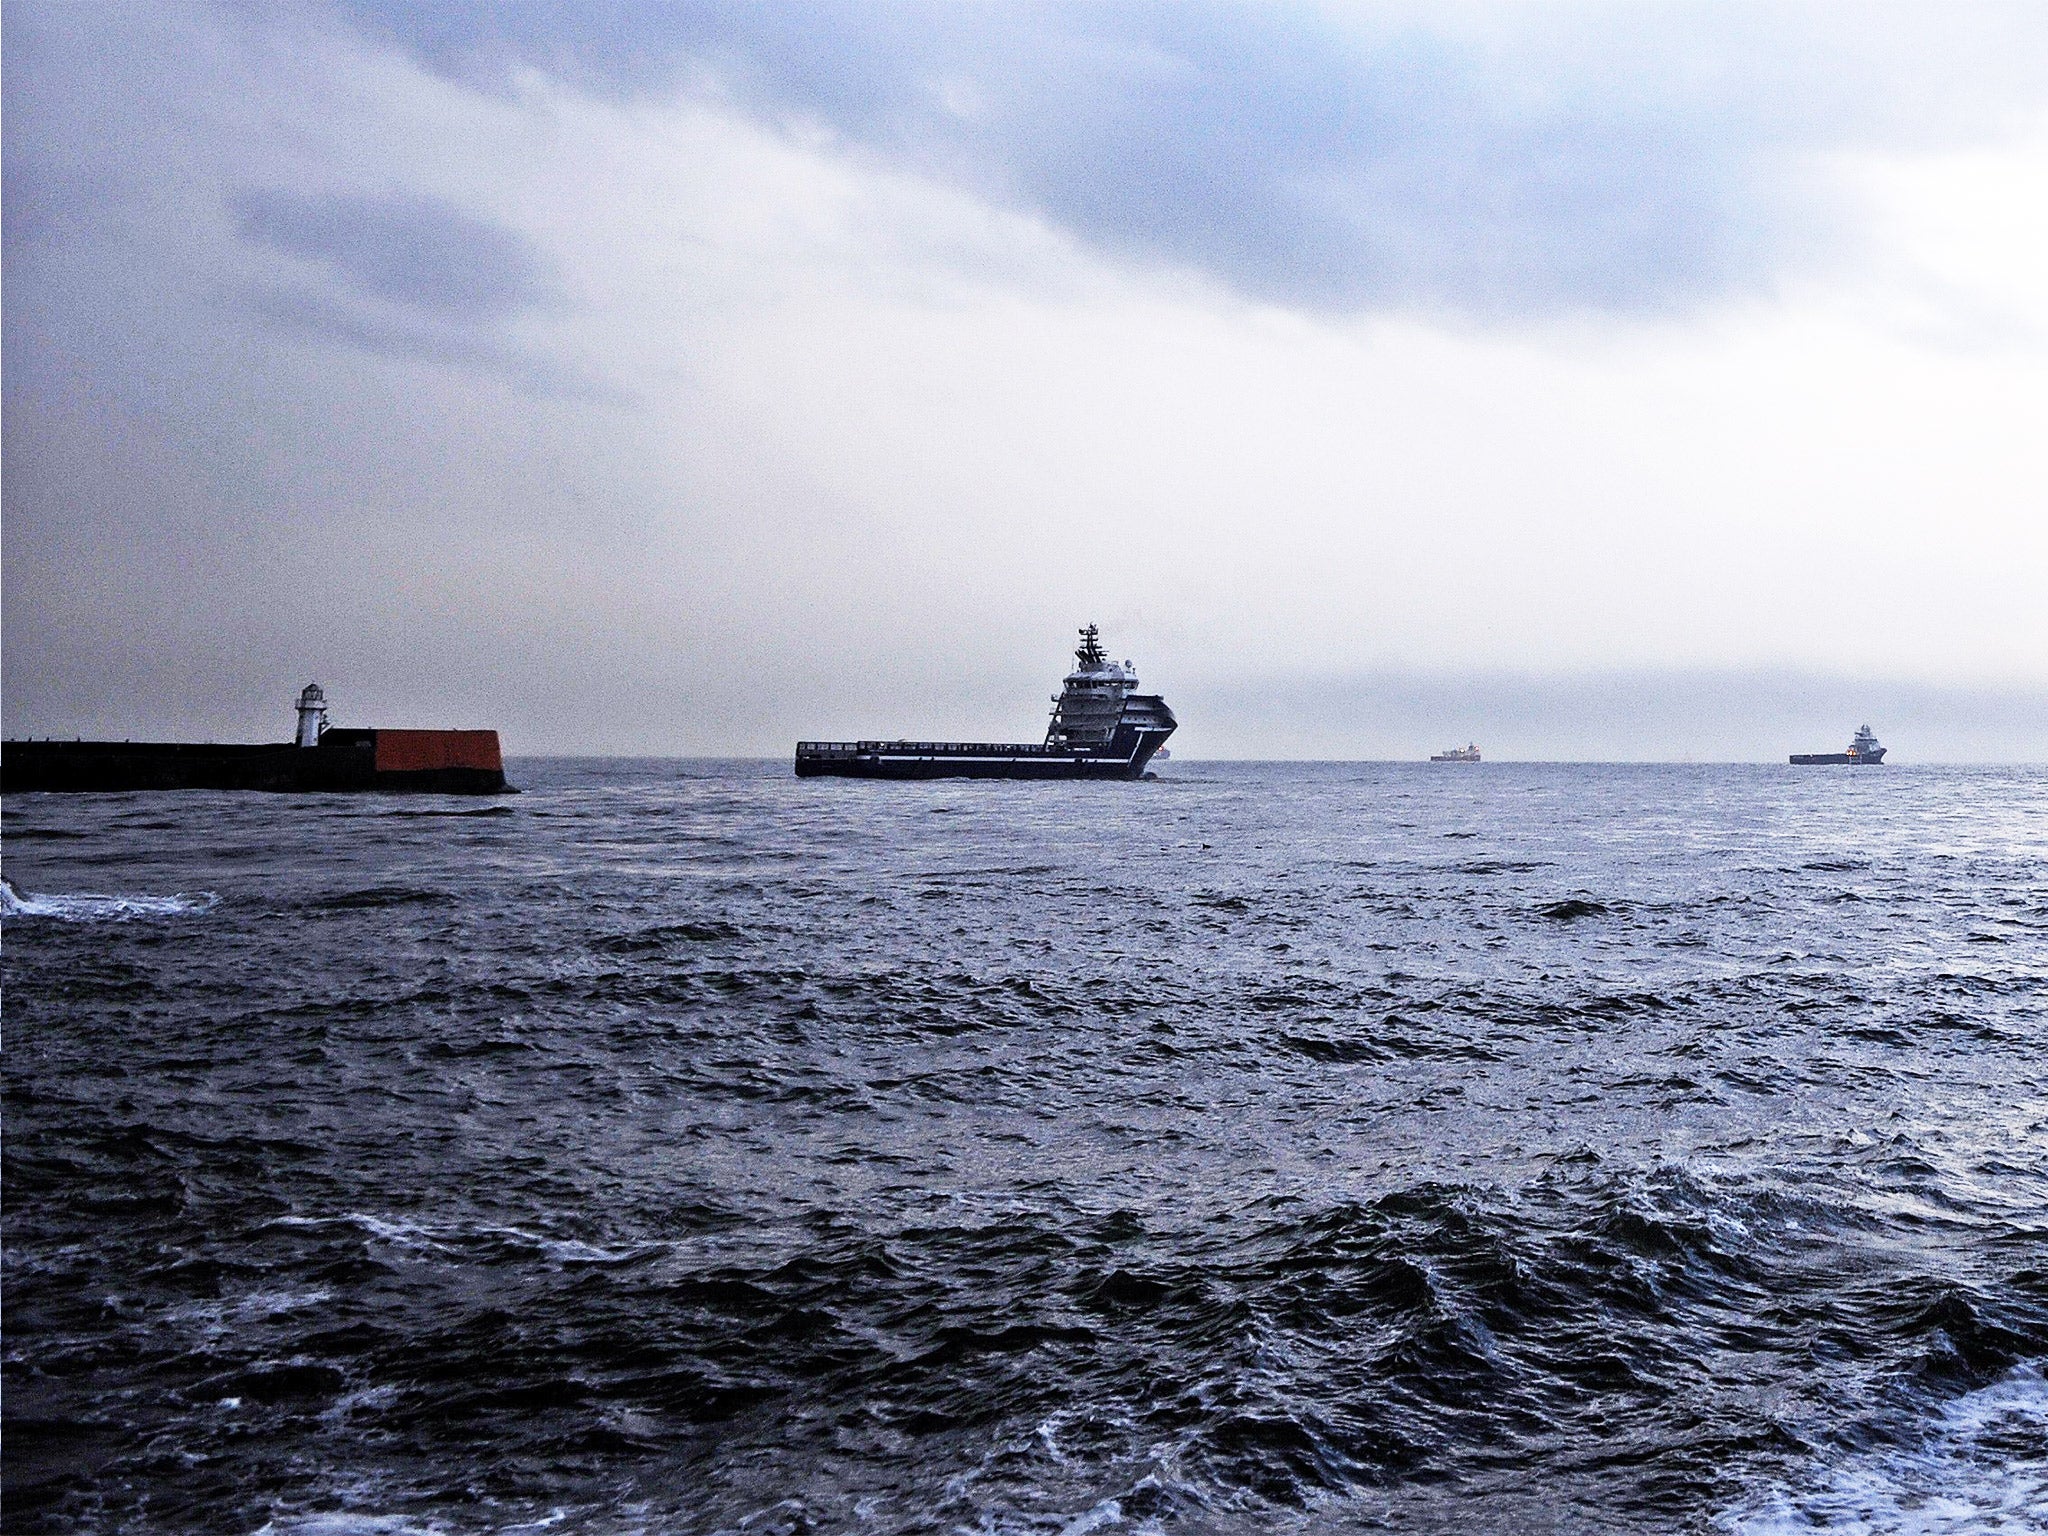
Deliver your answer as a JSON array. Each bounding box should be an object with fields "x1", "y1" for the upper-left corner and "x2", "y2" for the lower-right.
[{"x1": 5, "y1": 760, "x2": 2046, "y2": 1536}]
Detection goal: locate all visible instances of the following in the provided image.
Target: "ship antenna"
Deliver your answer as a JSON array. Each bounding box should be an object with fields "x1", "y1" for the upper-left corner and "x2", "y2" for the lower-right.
[{"x1": 1076, "y1": 623, "x2": 1105, "y2": 668}]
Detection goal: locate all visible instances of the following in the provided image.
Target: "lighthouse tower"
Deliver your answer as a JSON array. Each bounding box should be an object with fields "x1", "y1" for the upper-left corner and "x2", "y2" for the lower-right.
[{"x1": 294, "y1": 683, "x2": 328, "y2": 747}]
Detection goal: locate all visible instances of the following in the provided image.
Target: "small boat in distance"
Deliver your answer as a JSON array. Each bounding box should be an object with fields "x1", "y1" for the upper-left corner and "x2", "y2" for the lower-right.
[
  {"x1": 1791, "y1": 724, "x2": 1887, "y2": 766},
  {"x1": 1431, "y1": 744, "x2": 1482, "y2": 763}
]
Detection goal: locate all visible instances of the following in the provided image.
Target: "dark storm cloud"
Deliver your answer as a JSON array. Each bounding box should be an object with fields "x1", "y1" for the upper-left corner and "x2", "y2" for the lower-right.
[
  {"x1": 230, "y1": 188, "x2": 557, "y2": 318},
  {"x1": 244, "y1": 285, "x2": 617, "y2": 401},
  {"x1": 328, "y1": 0, "x2": 2048, "y2": 318},
  {"x1": 228, "y1": 189, "x2": 582, "y2": 389}
]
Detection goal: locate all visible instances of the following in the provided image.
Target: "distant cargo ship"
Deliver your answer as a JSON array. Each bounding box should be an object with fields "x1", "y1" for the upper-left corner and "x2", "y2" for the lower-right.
[
  {"x1": 1, "y1": 685, "x2": 510, "y2": 794},
  {"x1": 1431, "y1": 744, "x2": 1482, "y2": 763},
  {"x1": 796, "y1": 625, "x2": 1175, "y2": 780},
  {"x1": 1791, "y1": 725, "x2": 1886, "y2": 766}
]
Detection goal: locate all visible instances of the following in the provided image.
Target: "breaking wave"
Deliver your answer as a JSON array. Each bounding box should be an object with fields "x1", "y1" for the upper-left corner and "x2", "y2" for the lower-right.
[
  {"x1": 2, "y1": 877, "x2": 219, "y2": 922},
  {"x1": 1719, "y1": 1362, "x2": 2048, "y2": 1534}
]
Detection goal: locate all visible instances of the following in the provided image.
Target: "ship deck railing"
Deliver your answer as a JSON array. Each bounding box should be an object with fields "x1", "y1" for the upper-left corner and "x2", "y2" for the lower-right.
[{"x1": 797, "y1": 740, "x2": 1071, "y2": 757}]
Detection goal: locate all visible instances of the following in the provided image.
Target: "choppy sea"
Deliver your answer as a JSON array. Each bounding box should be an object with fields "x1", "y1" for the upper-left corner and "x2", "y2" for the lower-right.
[{"x1": 5, "y1": 760, "x2": 2046, "y2": 1535}]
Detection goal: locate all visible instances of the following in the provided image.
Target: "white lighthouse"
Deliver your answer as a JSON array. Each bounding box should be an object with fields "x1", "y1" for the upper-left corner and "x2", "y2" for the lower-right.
[{"x1": 294, "y1": 683, "x2": 328, "y2": 747}]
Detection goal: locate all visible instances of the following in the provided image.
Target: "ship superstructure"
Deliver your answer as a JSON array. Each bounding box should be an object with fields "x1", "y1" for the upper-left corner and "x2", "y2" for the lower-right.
[
  {"x1": 1044, "y1": 625, "x2": 1177, "y2": 755},
  {"x1": 796, "y1": 625, "x2": 1176, "y2": 780},
  {"x1": 1791, "y1": 725, "x2": 1887, "y2": 766}
]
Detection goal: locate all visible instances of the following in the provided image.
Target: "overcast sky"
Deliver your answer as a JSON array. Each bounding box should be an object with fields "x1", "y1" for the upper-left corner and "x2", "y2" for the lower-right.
[{"x1": 6, "y1": 1, "x2": 2046, "y2": 759}]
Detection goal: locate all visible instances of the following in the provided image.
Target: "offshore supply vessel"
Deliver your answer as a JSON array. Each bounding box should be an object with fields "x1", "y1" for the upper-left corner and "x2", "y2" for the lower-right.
[
  {"x1": 796, "y1": 625, "x2": 1175, "y2": 780},
  {"x1": 1791, "y1": 725, "x2": 1887, "y2": 766},
  {"x1": 1, "y1": 685, "x2": 510, "y2": 794}
]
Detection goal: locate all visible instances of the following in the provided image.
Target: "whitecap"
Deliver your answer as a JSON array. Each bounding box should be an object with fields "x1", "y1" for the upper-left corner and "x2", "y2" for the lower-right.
[
  {"x1": 1719, "y1": 1361, "x2": 2048, "y2": 1534},
  {"x1": 263, "y1": 1211, "x2": 655, "y2": 1266},
  {"x1": 319, "y1": 1383, "x2": 401, "y2": 1426},
  {"x1": 2, "y1": 877, "x2": 219, "y2": 922},
  {"x1": 252, "y1": 1517, "x2": 444, "y2": 1536},
  {"x1": 508, "y1": 1230, "x2": 656, "y2": 1266},
  {"x1": 1058, "y1": 1498, "x2": 1125, "y2": 1536},
  {"x1": 168, "y1": 1288, "x2": 333, "y2": 1335}
]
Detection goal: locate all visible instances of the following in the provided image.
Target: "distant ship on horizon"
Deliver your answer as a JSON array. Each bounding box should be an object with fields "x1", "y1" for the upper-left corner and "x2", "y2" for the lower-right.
[
  {"x1": 1791, "y1": 724, "x2": 1887, "y2": 766},
  {"x1": 1431, "y1": 743, "x2": 1482, "y2": 763}
]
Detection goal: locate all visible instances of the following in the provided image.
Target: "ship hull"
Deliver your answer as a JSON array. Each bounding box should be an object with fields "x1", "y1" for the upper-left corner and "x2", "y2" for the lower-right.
[
  {"x1": 1789, "y1": 751, "x2": 1886, "y2": 765},
  {"x1": 1, "y1": 730, "x2": 509, "y2": 795},
  {"x1": 797, "y1": 725, "x2": 1172, "y2": 781},
  {"x1": 797, "y1": 633, "x2": 1175, "y2": 781}
]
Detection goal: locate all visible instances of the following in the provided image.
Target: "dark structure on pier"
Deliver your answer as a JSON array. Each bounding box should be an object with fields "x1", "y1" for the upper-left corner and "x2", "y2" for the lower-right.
[{"x1": 3, "y1": 685, "x2": 510, "y2": 795}]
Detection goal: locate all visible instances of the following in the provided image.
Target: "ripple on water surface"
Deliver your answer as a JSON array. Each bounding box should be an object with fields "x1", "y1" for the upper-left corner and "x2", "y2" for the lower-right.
[{"x1": 4, "y1": 762, "x2": 2046, "y2": 1534}]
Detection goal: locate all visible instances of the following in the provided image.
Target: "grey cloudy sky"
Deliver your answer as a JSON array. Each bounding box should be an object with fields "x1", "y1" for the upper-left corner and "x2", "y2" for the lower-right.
[{"x1": 5, "y1": 1, "x2": 2046, "y2": 758}]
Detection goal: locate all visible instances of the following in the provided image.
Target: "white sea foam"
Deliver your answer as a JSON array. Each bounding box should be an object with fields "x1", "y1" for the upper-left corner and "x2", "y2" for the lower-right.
[
  {"x1": 168, "y1": 1288, "x2": 333, "y2": 1337},
  {"x1": 320, "y1": 1384, "x2": 401, "y2": 1426},
  {"x1": 252, "y1": 1517, "x2": 444, "y2": 1536},
  {"x1": 254, "y1": 1512, "x2": 593, "y2": 1536},
  {"x1": 1720, "y1": 1362, "x2": 2048, "y2": 1534},
  {"x1": 265, "y1": 1211, "x2": 656, "y2": 1267},
  {"x1": 2, "y1": 878, "x2": 219, "y2": 922},
  {"x1": 500, "y1": 1229, "x2": 655, "y2": 1266},
  {"x1": 1057, "y1": 1498, "x2": 1126, "y2": 1536}
]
